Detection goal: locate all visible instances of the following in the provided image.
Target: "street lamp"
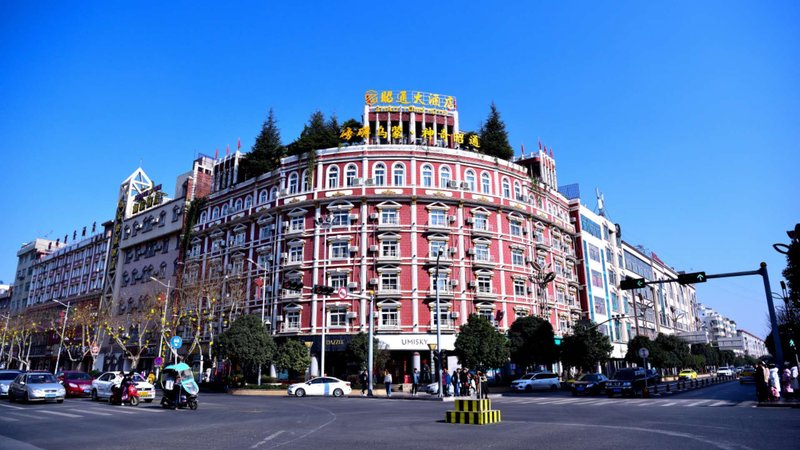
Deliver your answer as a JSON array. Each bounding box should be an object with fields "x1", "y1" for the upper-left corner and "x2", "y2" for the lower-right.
[
  {"x1": 434, "y1": 247, "x2": 444, "y2": 398},
  {"x1": 247, "y1": 257, "x2": 270, "y2": 386},
  {"x1": 529, "y1": 261, "x2": 556, "y2": 318},
  {"x1": 52, "y1": 299, "x2": 71, "y2": 375},
  {"x1": 303, "y1": 341, "x2": 313, "y2": 381},
  {"x1": 149, "y1": 276, "x2": 172, "y2": 377},
  {"x1": 316, "y1": 215, "x2": 334, "y2": 377},
  {"x1": 0, "y1": 313, "x2": 11, "y2": 369}
]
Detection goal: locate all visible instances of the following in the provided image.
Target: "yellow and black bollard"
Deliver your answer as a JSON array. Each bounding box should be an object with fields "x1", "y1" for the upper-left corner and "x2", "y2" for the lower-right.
[{"x1": 445, "y1": 399, "x2": 502, "y2": 425}]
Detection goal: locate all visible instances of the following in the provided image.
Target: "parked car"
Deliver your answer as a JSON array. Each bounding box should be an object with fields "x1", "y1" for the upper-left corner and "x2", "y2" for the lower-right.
[
  {"x1": 91, "y1": 372, "x2": 156, "y2": 402},
  {"x1": 678, "y1": 369, "x2": 698, "y2": 380},
  {"x1": 8, "y1": 371, "x2": 66, "y2": 403},
  {"x1": 716, "y1": 366, "x2": 734, "y2": 377},
  {"x1": 56, "y1": 370, "x2": 93, "y2": 397},
  {"x1": 606, "y1": 368, "x2": 649, "y2": 397},
  {"x1": 738, "y1": 366, "x2": 756, "y2": 384},
  {"x1": 288, "y1": 377, "x2": 351, "y2": 397},
  {"x1": 511, "y1": 372, "x2": 560, "y2": 392},
  {"x1": 571, "y1": 373, "x2": 608, "y2": 396},
  {"x1": 0, "y1": 370, "x2": 23, "y2": 398}
]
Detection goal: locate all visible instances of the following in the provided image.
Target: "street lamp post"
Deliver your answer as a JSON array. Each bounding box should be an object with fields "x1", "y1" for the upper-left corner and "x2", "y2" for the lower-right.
[
  {"x1": 52, "y1": 299, "x2": 71, "y2": 375},
  {"x1": 149, "y1": 277, "x2": 172, "y2": 378},
  {"x1": 0, "y1": 313, "x2": 10, "y2": 368},
  {"x1": 367, "y1": 291, "x2": 375, "y2": 396},
  {"x1": 434, "y1": 247, "x2": 444, "y2": 398},
  {"x1": 247, "y1": 258, "x2": 270, "y2": 386}
]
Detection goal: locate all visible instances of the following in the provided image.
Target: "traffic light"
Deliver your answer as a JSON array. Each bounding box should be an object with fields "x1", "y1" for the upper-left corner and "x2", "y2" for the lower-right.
[
  {"x1": 676, "y1": 272, "x2": 707, "y2": 285},
  {"x1": 554, "y1": 336, "x2": 562, "y2": 346},
  {"x1": 312, "y1": 284, "x2": 336, "y2": 295},
  {"x1": 620, "y1": 277, "x2": 646, "y2": 290},
  {"x1": 282, "y1": 279, "x2": 303, "y2": 291}
]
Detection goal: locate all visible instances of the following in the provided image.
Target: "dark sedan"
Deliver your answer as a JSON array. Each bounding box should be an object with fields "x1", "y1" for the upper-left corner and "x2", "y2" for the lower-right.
[{"x1": 571, "y1": 373, "x2": 609, "y2": 396}]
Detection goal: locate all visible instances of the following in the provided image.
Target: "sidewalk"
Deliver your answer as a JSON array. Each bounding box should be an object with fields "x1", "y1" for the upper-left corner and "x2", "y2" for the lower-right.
[{"x1": 757, "y1": 398, "x2": 800, "y2": 408}]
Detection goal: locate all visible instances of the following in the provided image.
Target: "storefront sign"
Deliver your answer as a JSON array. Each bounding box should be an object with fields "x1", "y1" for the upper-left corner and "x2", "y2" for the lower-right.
[
  {"x1": 132, "y1": 184, "x2": 164, "y2": 214},
  {"x1": 377, "y1": 334, "x2": 456, "y2": 351}
]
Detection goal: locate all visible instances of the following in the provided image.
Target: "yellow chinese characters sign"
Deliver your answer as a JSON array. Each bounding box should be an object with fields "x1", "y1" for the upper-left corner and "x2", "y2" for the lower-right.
[{"x1": 365, "y1": 90, "x2": 457, "y2": 116}]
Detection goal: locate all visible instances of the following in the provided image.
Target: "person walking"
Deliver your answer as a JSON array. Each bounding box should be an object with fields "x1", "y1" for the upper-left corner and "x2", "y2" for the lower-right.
[
  {"x1": 411, "y1": 368, "x2": 420, "y2": 396},
  {"x1": 359, "y1": 369, "x2": 369, "y2": 396},
  {"x1": 791, "y1": 365, "x2": 799, "y2": 400},
  {"x1": 452, "y1": 369, "x2": 460, "y2": 397},
  {"x1": 781, "y1": 367, "x2": 793, "y2": 399},
  {"x1": 383, "y1": 370, "x2": 393, "y2": 398},
  {"x1": 443, "y1": 369, "x2": 451, "y2": 396},
  {"x1": 768, "y1": 364, "x2": 781, "y2": 401},
  {"x1": 755, "y1": 362, "x2": 768, "y2": 402},
  {"x1": 479, "y1": 371, "x2": 489, "y2": 399},
  {"x1": 459, "y1": 368, "x2": 469, "y2": 397}
]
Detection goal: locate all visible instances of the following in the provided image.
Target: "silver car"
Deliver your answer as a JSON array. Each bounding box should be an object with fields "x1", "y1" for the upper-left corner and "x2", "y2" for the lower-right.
[
  {"x1": 8, "y1": 372, "x2": 66, "y2": 403},
  {"x1": 0, "y1": 370, "x2": 23, "y2": 398}
]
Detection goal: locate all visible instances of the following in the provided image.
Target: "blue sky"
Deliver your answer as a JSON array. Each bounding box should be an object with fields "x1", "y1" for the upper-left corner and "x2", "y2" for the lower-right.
[{"x1": 1, "y1": 1, "x2": 798, "y2": 336}]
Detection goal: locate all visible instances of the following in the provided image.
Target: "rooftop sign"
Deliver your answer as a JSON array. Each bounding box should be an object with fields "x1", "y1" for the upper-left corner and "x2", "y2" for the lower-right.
[{"x1": 365, "y1": 90, "x2": 457, "y2": 115}]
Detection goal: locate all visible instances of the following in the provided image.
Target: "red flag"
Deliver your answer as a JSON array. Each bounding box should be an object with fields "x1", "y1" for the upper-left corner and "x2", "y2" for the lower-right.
[
  {"x1": 549, "y1": 148, "x2": 553, "y2": 158},
  {"x1": 237, "y1": 138, "x2": 241, "y2": 150},
  {"x1": 538, "y1": 138, "x2": 542, "y2": 150},
  {"x1": 226, "y1": 144, "x2": 230, "y2": 156},
  {"x1": 521, "y1": 143, "x2": 525, "y2": 156},
  {"x1": 215, "y1": 148, "x2": 219, "y2": 159}
]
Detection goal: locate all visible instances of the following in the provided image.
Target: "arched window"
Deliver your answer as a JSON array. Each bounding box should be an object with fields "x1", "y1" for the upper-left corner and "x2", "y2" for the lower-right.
[
  {"x1": 234, "y1": 199, "x2": 243, "y2": 211},
  {"x1": 392, "y1": 163, "x2": 405, "y2": 186},
  {"x1": 211, "y1": 207, "x2": 219, "y2": 220},
  {"x1": 346, "y1": 164, "x2": 358, "y2": 187},
  {"x1": 465, "y1": 170, "x2": 476, "y2": 192},
  {"x1": 270, "y1": 187, "x2": 278, "y2": 200},
  {"x1": 514, "y1": 181, "x2": 522, "y2": 201},
  {"x1": 439, "y1": 166, "x2": 451, "y2": 188},
  {"x1": 421, "y1": 164, "x2": 433, "y2": 187},
  {"x1": 259, "y1": 190, "x2": 268, "y2": 204},
  {"x1": 481, "y1": 172, "x2": 491, "y2": 194},
  {"x1": 244, "y1": 195, "x2": 252, "y2": 209},
  {"x1": 199, "y1": 212, "x2": 207, "y2": 223},
  {"x1": 374, "y1": 163, "x2": 386, "y2": 186},
  {"x1": 327, "y1": 166, "x2": 340, "y2": 189},
  {"x1": 221, "y1": 204, "x2": 229, "y2": 216},
  {"x1": 288, "y1": 172, "x2": 299, "y2": 194},
  {"x1": 502, "y1": 178, "x2": 511, "y2": 198},
  {"x1": 301, "y1": 170, "x2": 310, "y2": 192}
]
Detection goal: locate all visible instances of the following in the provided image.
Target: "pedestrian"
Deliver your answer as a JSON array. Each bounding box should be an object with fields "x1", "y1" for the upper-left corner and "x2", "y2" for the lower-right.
[
  {"x1": 791, "y1": 365, "x2": 799, "y2": 400},
  {"x1": 479, "y1": 371, "x2": 489, "y2": 399},
  {"x1": 768, "y1": 363, "x2": 781, "y2": 401},
  {"x1": 443, "y1": 369, "x2": 451, "y2": 396},
  {"x1": 459, "y1": 368, "x2": 469, "y2": 397},
  {"x1": 452, "y1": 369, "x2": 460, "y2": 397},
  {"x1": 411, "y1": 368, "x2": 420, "y2": 396},
  {"x1": 359, "y1": 369, "x2": 369, "y2": 396},
  {"x1": 147, "y1": 372, "x2": 156, "y2": 385},
  {"x1": 781, "y1": 367, "x2": 793, "y2": 398},
  {"x1": 469, "y1": 373, "x2": 477, "y2": 397},
  {"x1": 383, "y1": 370, "x2": 393, "y2": 398},
  {"x1": 755, "y1": 362, "x2": 768, "y2": 402}
]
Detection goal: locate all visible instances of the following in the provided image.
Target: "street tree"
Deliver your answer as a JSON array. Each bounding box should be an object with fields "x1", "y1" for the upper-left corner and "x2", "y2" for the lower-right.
[
  {"x1": 215, "y1": 314, "x2": 276, "y2": 382},
  {"x1": 624, "y1": 335, "x2": 653, "y2": 365},
  {"x1": 105, "y1": 293, "x2": 163, "y2": 370},
  {"x1": 508, "y1": 315, "x2": 559, "y2": 370},
  {"x1": 651, "y1": 333, "x2": 690, "y2": 371},
  {"x1": 478, "y1": 102, "x2": 514, "y2": 160},
  {"x1": 238, "y1": 108, "x2": 285, "y2": 182},
  {"x1": 5, "y1": 310, "x2": 47, "y2": 370},
  {"x1": 274, "y1": 339, "x2": 311, "y2": 380},
  {"x1": 346, "y1": 332, "x2": 389, "y2": 373},
  {"x1": 454, "y1": 314, "x2": 509, "y2": 371},
  {"x1": 560, "y1": 322, "x2": 613, "y2": 372},
  {"x1": 46, "y1": 300, "x2": 103, "y2": 372}
]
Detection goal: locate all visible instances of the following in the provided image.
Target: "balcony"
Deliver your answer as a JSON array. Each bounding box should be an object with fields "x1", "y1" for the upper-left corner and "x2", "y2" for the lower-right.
[
  {"x1": 375, "y1": 288, "x2": 402, "y2": 298},
  {"x1": 470, "y1": 224, "x2": 494, "y2": 237},
  {"x1": 475, "y1": 287, "x2": 498, "y2": 299},
  {"x1": 377, "y1": 219, "x2": 402, "y2": 231},
  {"x1": 472, "y1": 255, "x2": 496, "y2": 269},
  {"x1": 427, "y1": 287, "x2": 455, "y2": 298}
]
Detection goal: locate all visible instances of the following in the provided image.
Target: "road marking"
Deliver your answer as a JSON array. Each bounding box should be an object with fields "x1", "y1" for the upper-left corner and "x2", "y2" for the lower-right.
[
  {"x1": 0, "y1": 416, "x2": 19, "y2": 422},
  {"x1": 70, "y1": 408, "x2": 112, "y2": 416},
  {"x1": 708, "y1": 401, "x2": 729, "y2": 407},
  {"x1": 0, "y1": 403, "x2": 26, "y2": 410},
  {"x1": 40, "y1": 410, "x2": 82, "y2": 418},
  {"x1": 550, "y1": 398, "x2": 581, "y2": 404},
  {"x1": 104, "y1": 407, "x2": 138, "y2": 414},
  {"x1": 661, "y1": 402, "x2": 677, "y2": 406},
  {"x1": 252, "y1": 430, "x2": 285, "y2": 448},
  {"x1": 7, "y1": 412, "x2": 40, "y2": 420},
  {"x1": 686, "y1": 400, "x2": 710, "y2": 407},
  {"x1": 589, "y1": 400, "x2": 616, "y2": 406}
]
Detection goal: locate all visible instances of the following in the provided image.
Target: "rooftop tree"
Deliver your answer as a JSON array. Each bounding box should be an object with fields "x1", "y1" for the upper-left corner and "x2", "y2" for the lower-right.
[
  {"x1": 478, "y1": 102, "x2": 514, "y2": 160},
  {"x1": 238, "y1": 108, "x2": 285, "y2": 182}
]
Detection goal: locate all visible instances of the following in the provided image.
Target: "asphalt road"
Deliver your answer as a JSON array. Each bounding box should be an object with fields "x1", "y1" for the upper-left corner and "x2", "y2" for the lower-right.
[{"x1": 0, "y1": 382, "x2": 797, "y2": 450}]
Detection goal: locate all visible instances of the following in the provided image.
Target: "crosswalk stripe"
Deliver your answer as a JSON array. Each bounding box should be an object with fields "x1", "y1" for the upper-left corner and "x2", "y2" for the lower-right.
[
  {"x1": 550, "y1": 398, "x2": 581, "y2": 404},
  {"x1": 40, "y1": 410, "x2": 82, "y2": 418},
  {"x1": 0, "y1": 403, "x2": 26, "y2": 410},
  {"x1": 105, "y1": 408, "x2": 138, "y2": 414},
  {"x1": 661, "y1": 402, "x2": 677, "y2": 406},
  {"x1": 708, "y1": 401, "x2": 729, "y2": 407},
  {"x1": 8, "y1": 412, "x2": 41, "y2": 420},
  {"x1": 68, "y1": 408, "x2": 112, "y2": 416},
  {"x1": 0, "y1": 416, "x2": 19, "y2": 422},
  {"x1": 687, "y1": 400, "x2": 710, "y2": 407}
]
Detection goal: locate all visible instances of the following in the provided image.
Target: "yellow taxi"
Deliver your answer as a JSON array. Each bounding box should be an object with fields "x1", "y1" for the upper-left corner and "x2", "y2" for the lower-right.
[{"x1": 678, "y1": 369, "x2": 698, "y2": 380}]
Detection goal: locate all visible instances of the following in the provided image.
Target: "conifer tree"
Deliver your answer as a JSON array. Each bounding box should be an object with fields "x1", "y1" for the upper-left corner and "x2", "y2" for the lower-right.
[
  {"x1": 478, "y1": 102, "x2": 514, "y2": 160},
  {"x1": 287, "y1": 111, "x2": 340, "y2": 156},
  {"x1": 238, "y1": 108, "x2": 285, "y2": 182}
]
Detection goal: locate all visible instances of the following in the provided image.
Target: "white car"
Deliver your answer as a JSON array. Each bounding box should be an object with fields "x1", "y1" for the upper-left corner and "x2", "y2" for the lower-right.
[
  {"x1": 288, "y1": 377, "x2": 351, "y2": 397},
  {"x1": 91, "y1": 372, "x2": 156, "y2": 402},
  {"x1": 717, "y1": 366, "x2": 734, "y2": 376},
  {"x1": 511, "y1": 372, "x2": 560, "y2": 392}
]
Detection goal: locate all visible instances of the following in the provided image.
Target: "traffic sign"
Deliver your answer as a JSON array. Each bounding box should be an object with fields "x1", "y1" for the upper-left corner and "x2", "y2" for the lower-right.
[
  {"x1": 91, "y1": 344, "x2": 100, "y2": 356},
  {"x1": 620, "y1": 277, "x2": 646, "y2": 290},
  {"x1": 638, "y1": 347, "x2": 650, "y2": 359},
  {"x1": 337, "y1": 287, "x2": 348, "y2": 300},
  {"x1": 677, "y1": 271, "x2": 707, "y2": 285},
  {"x1": 170, "y1": 335, "x2": 183, "y2": 349},
  {"x1": 154, "y1": 356, "x2": 163, "y2": 367}
]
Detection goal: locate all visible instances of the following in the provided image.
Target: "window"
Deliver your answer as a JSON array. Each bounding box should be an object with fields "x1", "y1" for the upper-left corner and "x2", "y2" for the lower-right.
[
  {"x1": 211, "y1": 207, "x2": 219, "y2": 220},
  {"x1": 327, "y1": 166, "x2": 339, "y2": 189},
  {"x1": 285, "y1": 311, "x2": 300, "y2": 329},
  {"x1": 502, "y1": 179, "x2": 510, "y2": 198},
  {"x1": 259, "y1": 190, "x2": 268, "y2": 204},
  {"x1": 594, "y1": 296, "x2": 607, "y2": 315},
  {"x1": 381, "y1": 239, "x2": 399, "y2": 258},
  {"x1": 481, "y1": 172, "x2": 491, "y2": 194},
  {"x1": 475, "y1": 243, "x2": 491, "y2": 262},
  {"x1": 611, "y1": 293, "x2": 620, "y2": 312},
  {"x1": 199, "y1": 212, "x2": 207, "y2": 223},
  {"x1": 329, "y1": 308, "x2": 347, "y2": 327},
  {"x1": 392, "y1": 163, "x2": 405, "y2": 186},
  {"x1": 330, "y1": 210, "x2": 350, "y2": 227},
  {"x1": 346, "y1": 164, "x2": 358, "y2": 187},
  {"x1": 432, "y1": 306, "x2": 452, "y2": 327},
  {"x1": 301, "y1": 170, "x2": 310, "y2": 192},
  {"x1": 430, "y1": 240, "x2": 447, "y2": 258},
  {"x1": 380, "y1": 305, "x2": 399, "y2": 328},
  {"x1": 331, "y1": 241, "x2": 349, "y2": 260},
  {"x1": 514, "y1": 278, "x2": 526, "y2": 296},
  {"x1": 478, "y1": 308, "x2": 494, "y2": 323},
  {"x1": 474, "y1": 213, "x2": 489, "y2": 231},
  {"x1": 270, "y1": 187, "x2": 278, "y2": 200},
  {"x1": 288, "y1": 173, "x2": 299, "y2": 194},
  {"x1": 289, "y1": 216, "x2": 304, "y2": 232},
  {"x1": 515, "y1": 309, "x2": 528, "y2": 320},
  {"x1": 374, "y1": 163, "x2": 386, "y2": 186},
  {"x1": 221, "y1": 204, "x2": 229, "y2": 216},
  {"x1": 587, "y1": 244, "x2": 601, "y2": 262},
  {"x1": 244, "y1": 195, "x2": 252, "y2": 209},
  {"x1": 288, "y1": 245, "x2": 303, "y2": 263},
  {"x1": 591, "y1": 270, "x2": 604, "y2": 288},
  {"x1": 421, "y1": 165, "x2": 433, "y2": 187},
  {"x1": 380, "y1": 272, "x2": 399, "y2": 291},
  {"x1": 433, "y1": 273, "x2": 449, "y2": 292},
  {"x1": 439, "y1": 166, "x2": 451, "y2": 188},
  {"x1": 477, "y1": 276, "x2": 492, "y2": 294},
  {"x1": 509, "y1": 220, "x2": 522, "y2": 237},
  {"x1": 429, "y1": 210, "x2": 447, "y2": 227},
  {"x1": 465, "y1": 170, "x2": 476, "y2": 191},
  {"x1": 511, "y1": 249, "x2": 524, "y2": 266},
  {"x1": 514, "y1": 182, "x2": 522, "y2": 201},
  {"x1": 381, "y1": 208, "x2": 398, "y2": 225},
  {"x1": 233, "y1": 230, "x2": 245, "y2": 246}
]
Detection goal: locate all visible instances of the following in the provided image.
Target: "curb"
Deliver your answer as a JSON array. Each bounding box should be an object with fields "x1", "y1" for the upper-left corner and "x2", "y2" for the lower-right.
[{"x1": 757, "y1": 401, "x2": 800, "y2": 408}]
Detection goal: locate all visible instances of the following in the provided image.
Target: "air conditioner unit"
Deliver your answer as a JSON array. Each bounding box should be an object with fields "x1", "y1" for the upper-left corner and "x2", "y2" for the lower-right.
[
  {"x1": 364, "y1": 178, "x2": 375, "y2": 186},
  {"x1": 450, "y1": 311, "x2": 460, "y2": 319},
  {"x1": 354, "y1": 178, "x2": 363, "y2": 186},
  {"x1": 448, "y1": 180, "x2": 459, "y2": 188},
  {"x1": 527, "y1": 287, "x2": 533, "y2": 294},
  {"x1": 448, "y1": 215, "x2": 456, "y2": 223},
  {"x1": 280, "y1": 253, "x2": 288, "y2": 259},
  {"x1": 449, "y1": 279, "x2": 458, "y2": 286},
  {"x1": 525, "y1": 257, "x2": 533, "y2": 264},
  {"x1": 347, "y1": 281, "x2": 358, "y2": 289},
  {"x1": 569, "y1": 217, "x2": 577, "y2": 223},
  {"x1": 449, "y1": 247, "x2": 457, "y2": 254},
  {"x1": 275, "y1": 316, "x2": 284, "y2": 322},
  {"x1": 279, "y1": 189, "x2": 287, "y2": 196},
  {"x1": 282, "y1": 222, "x2": 289, "y2": 229},
  {"x1": 369, "y1": 278, "x2": 379, "y2": 285},
  {"x1": 468, "y1": 280, "x2": 477, "y2": 288},
  {"x1": 369, "y1": 212, "x2": 379, "y2": 220},
  {"x1": 522, "y1": 228, "x2": 528, "y2": 234},
  {"x1": 465, "y1": 217, "x2": 474, "y2": 224},
  {"x1": 369, "y1": 245, "x2": 379, "y2": 252},
  {"x1": 467, "y1": 248, "x2": 476, "y2": 255},
  {"x1": 348, "y1": 214, "x2": 359, "y2": 221},
  {"x1": 349, "y1": 245, "x2": 359, "y2": 252},
  {"x1": 346, "y1": 311, "x2": 358, "y2": 319},
  {"x1": 460, "y1": 182, "x2": 470, "y2": 189}
]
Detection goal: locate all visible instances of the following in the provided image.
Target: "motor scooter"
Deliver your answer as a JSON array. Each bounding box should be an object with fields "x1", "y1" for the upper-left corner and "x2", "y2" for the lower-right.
[
  {"x1": 110, "y1": 378, "x2": 140, "y2": 406},
  {"x1": 159, "y1": 363, "x2": 199, "y2": 410}
]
